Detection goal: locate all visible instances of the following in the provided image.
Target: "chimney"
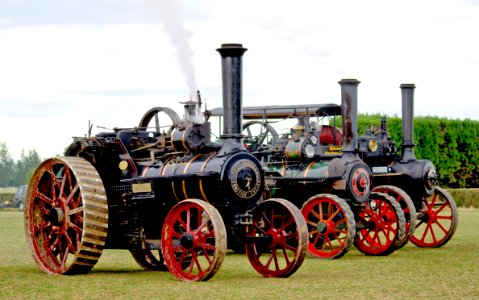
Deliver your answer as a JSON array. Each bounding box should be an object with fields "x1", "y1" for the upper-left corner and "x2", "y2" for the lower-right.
[
  {"x1": 400, "y1": 83, "x2": 416, "y2": 162},
  {"x1": 338, "y1": 79, "x2": 361, "y2": 160},
  {"x1": 216, "y1": 43, "x2": 248, "y2": 155}
]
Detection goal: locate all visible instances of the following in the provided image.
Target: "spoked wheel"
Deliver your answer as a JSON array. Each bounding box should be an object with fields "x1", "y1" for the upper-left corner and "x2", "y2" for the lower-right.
[
  {"x1": 354, "y1": 192, "x2": 406, "y2": 256},
  {"x1": 130, "y1": 250, "x2": 168, "y2": 271},
  {"x1": 242, "y1": 121, "x2": 279, "y2": 152},
  {"x1": 301, "y1": 194, "x2": 356, "y2": 259},
  {"x1": 138, "y1": 106, "x2": 181, "y2": 134},
  {"x1": 245, "y1": 198, "x2": 307, "y2": 278},
  {"x1": 410, "y1": 187, "x2": 458, "y2": 248},
  {"x1": 161, "y1": 199, "x2": 226, "y2": 281},
  {"x1": 24, "y1": 157, "x2": 108, "y2": 274},
  {"x1": 373, "y1": 185, "x2": 416, "y2": 249}
]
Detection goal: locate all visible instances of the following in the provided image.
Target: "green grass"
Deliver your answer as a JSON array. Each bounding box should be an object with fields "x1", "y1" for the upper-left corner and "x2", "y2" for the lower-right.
[{"x1": 1, "y1": 209, "x2": 479, "y2": 299}]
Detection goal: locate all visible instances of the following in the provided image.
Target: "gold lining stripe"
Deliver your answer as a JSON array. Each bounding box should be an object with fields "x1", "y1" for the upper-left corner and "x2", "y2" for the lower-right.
[
  {"x1": 181, "y1": 130, "x2": 188, "y2": 151},
  {"x1": 171, "y1": 129, "x2": 178, "y2": 152},
  {"x1": 160, "y1": 157, "x2": 174, "y2": 176},
  {"x1": 182, "y1": 154, "x2": 201, "y2": 199},
  {"x1": 172, "y1": 181, "x2": 180, "y2": 202},
  {"x1": 199, "y1": 153, "x2": 215, "y2": 202},
  {"x1": 304, "y1": 162, "x2": 316, "y2": 177},
  {"x1": 141, "y1": 164, "x2": 150, "y2": 177}
]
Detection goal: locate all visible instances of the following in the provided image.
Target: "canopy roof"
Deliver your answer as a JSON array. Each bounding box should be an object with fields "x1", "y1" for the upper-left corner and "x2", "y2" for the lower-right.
[{"x1": 208, "y1": 103, "x2": 341, "y2": 119}]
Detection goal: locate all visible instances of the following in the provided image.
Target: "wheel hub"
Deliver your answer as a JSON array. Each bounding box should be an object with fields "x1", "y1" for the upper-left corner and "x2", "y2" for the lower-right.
[
  {"x1": 48, "y1": 207, "x2": 65, "y2": 226},
  {"x1": 317, "y1": 222, "x2": 328, "y2": 234},
  {"x1": 180, "y1": 233, "x2": 195, "y2": 250}
]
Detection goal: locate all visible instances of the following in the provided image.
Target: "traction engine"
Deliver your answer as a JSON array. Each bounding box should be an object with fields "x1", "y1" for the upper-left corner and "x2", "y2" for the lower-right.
[
  {"x1": 358, "y1": 84, "x2": 458, "y2": 248},
  {"x1": 211, "y1": 80, "x2": 407, "y2": 259},
  {"x1": 23, "y1": 44, "x2": 308, "y2": 281}
]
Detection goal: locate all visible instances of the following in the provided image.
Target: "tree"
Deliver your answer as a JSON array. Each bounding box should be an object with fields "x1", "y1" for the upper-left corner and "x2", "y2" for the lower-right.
[
  {"x1": 0, "y1": 142, "x2": 15, "y2": 187},
  {"x1": 15, "y1": 149, "x2": 42, "y2": 185}
]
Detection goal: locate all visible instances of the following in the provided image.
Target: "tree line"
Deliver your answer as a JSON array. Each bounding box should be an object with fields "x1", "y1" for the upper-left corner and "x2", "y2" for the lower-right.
[
  {"x1": 0, "y1": 142, "x2": 41, "y2": 188},
  {"x1": 357, "y1": 114, "x2": 479, "y2": 188}
]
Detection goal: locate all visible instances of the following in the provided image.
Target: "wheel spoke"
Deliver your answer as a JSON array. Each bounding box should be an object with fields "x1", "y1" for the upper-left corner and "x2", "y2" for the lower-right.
[
  {"x1": 34, "y1": 190, "x2": 55, "y2": 206},
  {"x1": 65, "y1": 184, "x2": 79, "y2": 206}
]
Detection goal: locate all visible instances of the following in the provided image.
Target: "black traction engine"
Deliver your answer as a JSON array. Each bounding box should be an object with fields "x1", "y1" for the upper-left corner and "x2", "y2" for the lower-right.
[{"x1": 23, "y1": 43, "x2": 308, "y2": 281}]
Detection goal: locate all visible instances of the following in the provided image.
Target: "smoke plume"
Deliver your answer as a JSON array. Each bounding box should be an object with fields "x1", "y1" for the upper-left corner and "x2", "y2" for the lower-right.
[{"x1": 145, "y1": 0, "x2": 197, "y2": 97}]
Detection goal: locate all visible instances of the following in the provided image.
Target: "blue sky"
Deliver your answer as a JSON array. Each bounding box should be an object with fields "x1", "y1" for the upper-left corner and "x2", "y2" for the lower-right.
[{"x1": 0, "y1": 0, "x2": 478, "y2": 160}]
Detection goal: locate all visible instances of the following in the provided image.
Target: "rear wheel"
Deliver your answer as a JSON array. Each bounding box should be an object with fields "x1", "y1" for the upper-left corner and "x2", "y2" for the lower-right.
[
  {"x1": 24, "y1": 157, "x2": 108, "y2": 274},
  {"x1": 301, "y1": 194, "x2": 355, "y2": 259},
  {"x1": 246, "y1": 198, "x2": 307, "y2": 278},
  {"x1": 373, "y1": 185, "x2": 416, "y2": 249},
  {"x1": 354, "y1": 192, "x2": 405, "y2": 256},
  {"x1": 161, "y1": 199, "x2": 226, "y2": 281},
  {"x1": 130, "y1": 249, "x2": 168, "y2": 271},
  {"x1": 410, "y1": 187, "x2": 458, "y2": 247}
]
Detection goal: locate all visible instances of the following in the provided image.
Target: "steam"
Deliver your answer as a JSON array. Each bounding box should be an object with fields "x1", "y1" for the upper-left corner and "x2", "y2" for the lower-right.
[{"x1": 145, "y1": 0, "x2": 197, "y2": 97}]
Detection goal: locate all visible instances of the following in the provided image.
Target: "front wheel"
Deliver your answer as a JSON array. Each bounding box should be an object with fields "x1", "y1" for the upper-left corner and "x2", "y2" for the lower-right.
[
  {"x1": 354, "y1": 192, "x2": 406, "y2": 256},
  {"x1": 410, "y1": 187, "x2": 458, "y2": 247},
  {"x1": 301, "y1": 194, "x2": 356, "y2": 259},
  {"x1": 372, "y1": 185, "x2": 416, "y2": 249},
  {"x1": 245, "y1": 198, "x2": 308, "y2": 278},
  {"x1": 161, "y1": 199, "x2": 226, "y2": 281}
]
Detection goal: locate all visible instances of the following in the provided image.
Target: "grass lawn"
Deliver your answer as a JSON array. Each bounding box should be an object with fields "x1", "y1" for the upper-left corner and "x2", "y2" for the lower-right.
[{"x1": 1, "y1": 208, "x2": 478, "y2": 299}]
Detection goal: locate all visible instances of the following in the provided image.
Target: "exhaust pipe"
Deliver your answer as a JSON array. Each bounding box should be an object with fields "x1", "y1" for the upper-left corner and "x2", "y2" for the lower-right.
[
  {"x1": 338, "y1": 79, "x2": 361, "y2": 160},
  {"x1": 216, "y1": 43, "x2": 248, "y2": 155},
  {"x1": 400, "y1": 83, "x2": 416, "y2": 162}
]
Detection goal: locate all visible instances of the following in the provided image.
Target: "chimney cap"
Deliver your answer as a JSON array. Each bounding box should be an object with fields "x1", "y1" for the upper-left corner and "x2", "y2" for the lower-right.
[
  {"x1": 400, "y1": 83, "x2": 416, "y2": 89},
  {"x1": 338, "y1": 78, "x2": 361, "y2": 85}
]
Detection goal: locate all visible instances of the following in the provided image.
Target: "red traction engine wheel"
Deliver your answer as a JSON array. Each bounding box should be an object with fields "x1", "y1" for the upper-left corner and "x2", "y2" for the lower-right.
[
  {"x1": 245, "y1": 198, "x2": 308, "y2": 278},
  {"x1": 354, "y1": 192, "x2": 406, "y2": 255},
  {"x1": 410, "y1": 186, "x2": 458, "y2": 247},
  {"x1": 301, "y1": 194, "x2": 356, "y2": 259},
  {"x1": 161, "y1": 199, "x2": 227, "y2": 282},
  {"x1": 24, "y1": 157, "x2": 108, "y2": 274},
  {"x1": 372, "y1": 185, "x2": 417, "y2": 249}
]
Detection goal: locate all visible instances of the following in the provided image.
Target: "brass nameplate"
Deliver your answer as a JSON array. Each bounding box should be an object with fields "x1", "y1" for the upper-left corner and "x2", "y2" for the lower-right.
[{"x1": 132, "y1": 182, "x2": 152, "y2": 193}]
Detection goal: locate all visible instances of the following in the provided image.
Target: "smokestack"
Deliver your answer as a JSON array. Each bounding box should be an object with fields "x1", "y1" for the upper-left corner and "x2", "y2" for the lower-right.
[
  {"x1": 216, "y1": 43, "x2": 248, "y2": 154},
  {"x1": 400, "y1": 83, "x2": 416, "y2": 162},
  {"x1": 338, "y1": 79, "x2": 360, "y2": 159}
]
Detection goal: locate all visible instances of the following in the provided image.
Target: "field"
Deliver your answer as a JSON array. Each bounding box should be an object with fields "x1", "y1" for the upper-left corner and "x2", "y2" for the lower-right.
[{"x1": 1, "y1": 209, "x2": 478, "y2": 299}]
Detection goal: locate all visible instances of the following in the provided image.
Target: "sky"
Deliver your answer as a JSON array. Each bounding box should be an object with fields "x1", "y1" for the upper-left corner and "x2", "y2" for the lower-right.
[{"x1": 0, "y1": 0, "x2": 478, "y2": 160}]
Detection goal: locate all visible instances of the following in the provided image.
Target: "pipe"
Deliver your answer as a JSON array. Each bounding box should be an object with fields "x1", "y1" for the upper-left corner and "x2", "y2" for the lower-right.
[
  {"x1": 216, "y1": 43, "x2": 248, "y2": 154},
  {"x1": 400, "y1": 83, "x2": 416, "y2": 162},
  {"x1": 338, "y1": 79, "x2": 361, "y2": 158}
]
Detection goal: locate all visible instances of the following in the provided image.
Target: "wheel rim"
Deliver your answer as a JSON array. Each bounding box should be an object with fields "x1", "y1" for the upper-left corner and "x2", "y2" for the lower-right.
[
  {"x1": 301, "y1": 194, "x2": 356, "y2": 259},
  {"x1": 373, "y1": 185, "x2": 417, "y2": 249},
  {"x1": 161, "y1": 199, "x2": 226, "y2": 281},
  {"x1": 410, "y1": 187, "x2": 458, "y2": 247},
  {"x1": 354, "y1": 192, "x2": 405, "y2": 256},
  {"x1": 246, "y1": 198, "x2": 307, "y2": 278},
  {"x1": 243, "y1": 121, "x2": 279, "y2": 152},
  {"x1": 24, "y1": 157, "x2": 108, "y2": 274},
  {"x1": 138, "y1": 106, "x2": 181, "y2": 134},
  {"x1": 130, "y1": 249, "x2": 168, "y2": 271}
]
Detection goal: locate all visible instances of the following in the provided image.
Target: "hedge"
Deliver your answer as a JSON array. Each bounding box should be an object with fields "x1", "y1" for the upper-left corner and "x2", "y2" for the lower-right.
[
  {"x1": 446, "y1": 188, "x2": 479, "y2": 208},
  {"x1": 356, "y1": 114, "x2": 479, "y2": 188}
]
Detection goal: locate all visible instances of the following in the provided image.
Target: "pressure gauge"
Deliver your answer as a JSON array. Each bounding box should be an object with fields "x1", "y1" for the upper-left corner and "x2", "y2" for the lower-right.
[{"x1": 304, "y1": 144, "x2": 315, "y2": 159}]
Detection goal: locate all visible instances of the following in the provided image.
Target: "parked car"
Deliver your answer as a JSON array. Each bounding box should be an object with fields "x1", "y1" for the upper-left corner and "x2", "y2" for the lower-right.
[{"x1": 13, "y1": 185, "x2": 27, "y2": 210}]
